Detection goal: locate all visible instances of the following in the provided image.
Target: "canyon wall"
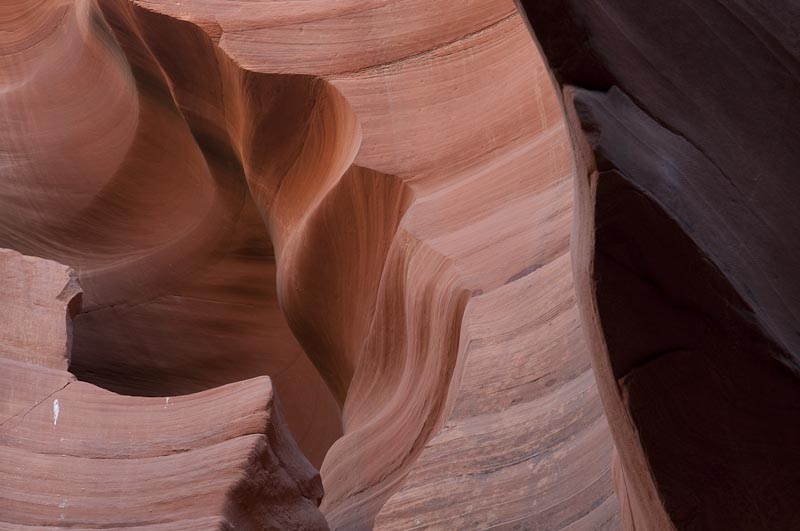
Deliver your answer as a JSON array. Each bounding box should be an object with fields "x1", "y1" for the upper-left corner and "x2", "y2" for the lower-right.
[
  {"x1": 517, "y1": 1, "x2": 800, "y2": 529},
  {"x1": 3, "y1": 0, "x2": 795, "y2": 529},
  {"x1": 1, "y1": 0, "x2": 622, "y2": 528},
  {"x1": 0, "y1": 249, "x2": 327, "y2": 528}
]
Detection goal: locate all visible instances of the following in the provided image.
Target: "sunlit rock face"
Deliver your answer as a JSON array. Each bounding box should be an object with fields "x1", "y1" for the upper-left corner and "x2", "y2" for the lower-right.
[
  {"x1": 2, "y1": 1, "x2": 621, "y2": 528},
  {"x1": 8, "y1": 0, "x2": 794, "y2": 529},
  {"x1": 517, "y1": 0, "x2": 800, "y2": 529}
]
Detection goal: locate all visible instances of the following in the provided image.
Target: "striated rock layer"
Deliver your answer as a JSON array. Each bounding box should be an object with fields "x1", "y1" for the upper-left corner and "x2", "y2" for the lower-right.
[
  {"x1": 0, "y1": 0, "x2": 734, "y2": 529},
  {"x1": 0, "y1": 249, "x2": 327, "y2": 529},
  {"x1": 517, "y1": 1, "x2": 800, "y2": 529}
]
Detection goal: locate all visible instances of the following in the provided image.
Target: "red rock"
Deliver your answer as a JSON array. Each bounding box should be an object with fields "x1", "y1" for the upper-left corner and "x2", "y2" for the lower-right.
[
  {"x1": 27, "y1": 0, "x2": 795, "y2": 528},
  {"x1": 0, "y1": 250, "x2": 327, "y2": 529}
]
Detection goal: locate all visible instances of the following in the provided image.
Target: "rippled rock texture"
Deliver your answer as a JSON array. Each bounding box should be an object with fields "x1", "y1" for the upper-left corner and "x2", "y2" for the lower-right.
[
  {"x1": 1, "y1": 1, "x2": 624, "y2": 528},
  {"x1": 517, "y1": 0, "x2": 800, "y2": 529},
  {"x1": 1, "y1": 1, "x2": 621, "y2": 528},
  {"x1": 3, "y1": 0, "x2": 794, "y2": 529},
  {"x1": 0, "y1": 249, "x2": 327, "y2": 529}
]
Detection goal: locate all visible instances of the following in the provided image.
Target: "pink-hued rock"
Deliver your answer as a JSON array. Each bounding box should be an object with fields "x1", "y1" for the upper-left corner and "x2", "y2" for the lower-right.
[
  {"x1": 0, "y1": 250, "x2": 327, "y2": 530},
  {"x1": 5, "y1": 0, "x2": 796, "y2": 528},
  {"x1": 1, "y1": 1, "x2": 622, "y2": 529}
]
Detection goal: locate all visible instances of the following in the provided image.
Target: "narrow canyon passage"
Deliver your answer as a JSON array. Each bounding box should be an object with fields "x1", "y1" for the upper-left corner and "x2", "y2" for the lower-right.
[
  {"x1": 11, "y1": 0, "x2": 756, "y2": 529},
  {"x1": 3, "y1": 0, "x2": 798, "y2": 529}
]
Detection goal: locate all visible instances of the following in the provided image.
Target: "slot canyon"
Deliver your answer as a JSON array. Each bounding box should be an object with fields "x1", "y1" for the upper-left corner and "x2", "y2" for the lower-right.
[{"x1": 1, "y1": 0, "x2": 798, "y2": 529}]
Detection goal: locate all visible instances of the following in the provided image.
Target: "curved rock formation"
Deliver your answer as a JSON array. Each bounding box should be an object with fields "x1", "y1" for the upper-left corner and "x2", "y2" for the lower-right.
[
  {"x1": 0, "y1": 249, "x2": 326, "y2": 529},
  {"x1": 516, "y1": 0, "x2": 800, "y2": 529},
  {"x1": 2, "y1": 1, "x2": 623, "y2": 528},
  {"x1": 9, "y1": 0, "x2": 791, "y2": 529},
  {"x1": 1, "y1": 0, "x2": 343, "y2": 469},
  {"x1": 2, "y1": 1, "x2": 623, "y2": 529}
]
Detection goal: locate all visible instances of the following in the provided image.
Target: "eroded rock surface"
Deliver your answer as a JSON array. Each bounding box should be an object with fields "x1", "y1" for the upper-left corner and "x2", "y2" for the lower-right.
[
  {"x1": 0, "y1": 249, "x2": 327, "y2": 529},
  {"x1": 24, "y1": 0, "x2": 783, "y2": 529},
  {"x1": 517, "y1": 1, "x2": 800, "y2": 529}
]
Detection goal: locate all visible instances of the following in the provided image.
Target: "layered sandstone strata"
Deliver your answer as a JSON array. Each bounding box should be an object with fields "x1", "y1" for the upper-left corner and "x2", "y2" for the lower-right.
[
  {"x1": 0, "y1": 249, "x2": 327, "y2": 529},
  {"x1": 9, "y1": 0, "x2": 791, "y2": 529},
  {"x1": 1, "y1": 1, "x2": 622, "y2": 528}
]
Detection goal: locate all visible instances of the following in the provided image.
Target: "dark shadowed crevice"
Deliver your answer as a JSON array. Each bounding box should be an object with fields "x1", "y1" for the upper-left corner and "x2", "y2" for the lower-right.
[{"x1": 593, "y1": 171, "x2": 800, "y2": 530}]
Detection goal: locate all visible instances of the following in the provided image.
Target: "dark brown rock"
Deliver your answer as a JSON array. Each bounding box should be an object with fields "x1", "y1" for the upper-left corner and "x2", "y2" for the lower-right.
[{"x1": 517, "y1": 0, "x2": 800, "y2": 529}]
